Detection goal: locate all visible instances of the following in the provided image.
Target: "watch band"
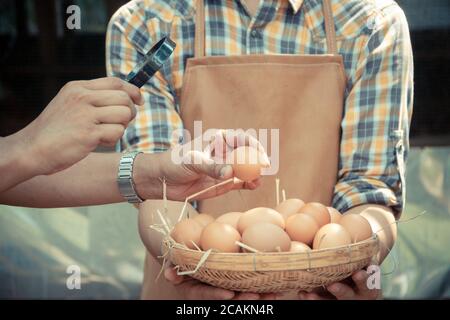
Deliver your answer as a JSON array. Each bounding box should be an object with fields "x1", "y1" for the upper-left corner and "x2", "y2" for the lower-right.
[{"x1": 117, "y1": 151, "x2": 144, "y2": 204}]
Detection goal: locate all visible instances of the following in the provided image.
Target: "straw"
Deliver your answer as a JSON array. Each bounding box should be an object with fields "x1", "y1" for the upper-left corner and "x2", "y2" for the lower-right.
[
  {"x1": 275, "y1": 178, "x2": 280, "y2": 206},
  {"x1": 235, "y1": 241, "x2": 260, "y2": 253},
  {"x1": 178, "y1": 178, "x2": 235, "y2": 222}
]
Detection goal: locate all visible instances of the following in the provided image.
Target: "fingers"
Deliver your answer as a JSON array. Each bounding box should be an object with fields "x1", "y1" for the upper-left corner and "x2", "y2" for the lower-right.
[
  {"x1": 233, "y1": 293, "x2": 261, "y2": 300},
  {"x1": 95, "y1": 106, "x2": 136, "y2": 127},
  {"x1": 96, "y1": 124, "x2": 125, "y2": 146},
  {"x1": 298, "y1": 292, "x2": 328, "y2": 300},
  {"x1": 260, "y1": 293, "x2": 278, "y2": 300},
  {"x1": 164, "y1": 266, "x2": 185, "y2": 285},
  {"x1": 163, "y1": 264, "x2": 235, "y2": 300},
  {"x1": 183, "y1": 151, "x2": 234, "y2": 180},
  {"x1": 352, "y1": 270, "x2": 380, "y2": 299},
  {"x1": 88, "y1": 90, "x2": 135, "y2": 109},
  {"x1": 327, "y1": 282, "x2": 356, "y2": 300},
  {"x1": 179, "y1": 279, "x2": 235, "y2": 300},
  {"x1": 188, "y1": 176, "x2": 262, "y2": 201},
  {"x1": 222, "y1": 130, "x2": 270, "y2": 166},
  {"x1": 82, "y1": 77, "x2": 144, "y2": 105}
]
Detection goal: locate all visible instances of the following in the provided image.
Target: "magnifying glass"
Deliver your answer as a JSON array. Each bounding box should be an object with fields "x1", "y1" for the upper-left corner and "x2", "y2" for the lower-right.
[{"x1": 126, "y1": 36, "x2": 176, "y2": 88}]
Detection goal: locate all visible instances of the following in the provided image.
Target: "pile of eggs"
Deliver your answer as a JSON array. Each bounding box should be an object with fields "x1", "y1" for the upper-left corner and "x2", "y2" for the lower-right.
[{"x1": 170, "y1": 199, "x2": 373, "y2": 253}]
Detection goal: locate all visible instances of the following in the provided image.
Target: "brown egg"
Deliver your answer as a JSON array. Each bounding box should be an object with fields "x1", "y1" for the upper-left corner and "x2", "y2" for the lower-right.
[
  {"x1": 216, "y1": 212, "x2": 242, "y2": 229},
  {"x1": 327, "y1": 207, "x2": 342, "y2": 224},
  {"x1": 313, "y1": 223, "x2": 352, "y2": 250},
  {"x1": 170, "y1": 219, "x2": 203, "y2": 249},
  {"x1": 275, "y1": 198, "x2": 305, "y2": 221},
  {"x1": 339, "y1": 214, "x2": 373, "y2": 243},
  {"x1": 285, "y1": 214, "x2": 319, "y2": 245},
  {"x1": 242, "y1": 222, "x2": 291, "y2": 252},
  {"x1": 299, "y1": 202, "x2": 330, "y2": 227},
  {"x1": 229, "y1": 146, "x2": 267, "y2": 182},
  {"x1": 193, "y1": 214, "x2": 215, "y2": 227},
  {"x1": 237, "y1": 207, "x2": 285, "y2": 234},
  {"x1": 200, "y1": 222, "x2": 241, "y2": 253},
  {"x1": 290, "y1": 241, "x2": 311, "y2": 252}
]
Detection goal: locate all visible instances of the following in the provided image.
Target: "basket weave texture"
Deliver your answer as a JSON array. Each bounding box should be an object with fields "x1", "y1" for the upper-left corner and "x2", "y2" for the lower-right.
[{"x1": 166, "y1": 235, "x2": 379, "y2": 293}]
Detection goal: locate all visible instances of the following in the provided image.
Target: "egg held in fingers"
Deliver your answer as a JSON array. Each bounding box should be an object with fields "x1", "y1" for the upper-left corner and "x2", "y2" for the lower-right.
[{"x1": 229, "y1": 146, "x2": 269, "y2": 182}]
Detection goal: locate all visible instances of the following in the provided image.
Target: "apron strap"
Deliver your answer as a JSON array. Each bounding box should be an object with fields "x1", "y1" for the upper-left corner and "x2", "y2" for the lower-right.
[
  {"x1": 195, "y1": 0, "x2": 206, "y2": 58},
  {"x1": 194, "y1": 0, "x2": 338, "y2": 57},
  {"x1": 323, "y1": 0, "x2": 338, "y2": 55}
]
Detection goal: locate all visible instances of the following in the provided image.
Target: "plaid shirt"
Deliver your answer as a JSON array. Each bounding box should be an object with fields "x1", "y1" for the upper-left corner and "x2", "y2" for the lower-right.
[{"x1": 106, "y1": 0, "x2": 414, "y2": 214}]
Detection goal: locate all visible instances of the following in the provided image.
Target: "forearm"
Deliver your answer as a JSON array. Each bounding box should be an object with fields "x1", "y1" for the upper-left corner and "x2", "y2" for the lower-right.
[
  {"x1": 0, "y1": 152, "x2": 162, "y2": 208},
  {"x1": 344, "y1": 204, "x2": 397, "y2": 264},
  {"x1": 0, "y1": 132, "x2": 39, "y2": 193}
]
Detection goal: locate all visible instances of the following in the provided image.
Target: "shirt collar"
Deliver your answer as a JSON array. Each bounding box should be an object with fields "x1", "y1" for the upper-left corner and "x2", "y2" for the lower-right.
[{"x1": 287, "y1": 0, "x2": 304, "y2": 14}]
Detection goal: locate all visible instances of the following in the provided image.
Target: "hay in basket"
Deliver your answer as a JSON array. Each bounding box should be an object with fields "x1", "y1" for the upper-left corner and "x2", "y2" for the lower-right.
[{"x1": 152, "y1": 178, "x2": 380, "y2": 293}]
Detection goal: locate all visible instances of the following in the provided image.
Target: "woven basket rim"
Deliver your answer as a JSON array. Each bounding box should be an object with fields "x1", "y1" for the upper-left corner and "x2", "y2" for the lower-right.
[{"x1": 167, "y1": 234, "x2": 379, "y2": 272}]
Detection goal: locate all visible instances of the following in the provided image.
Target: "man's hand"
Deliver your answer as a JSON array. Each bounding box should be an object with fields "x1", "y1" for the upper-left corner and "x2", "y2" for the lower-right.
[
  {"x1": 134, "y1": 130, "x2": 268, "y2": 201},
  {"x1": 164, "y1": 265, "x2": 277, "y2": 300},
  {"x1": 20, "y1": 77, "x2": 143, "y2": 176},
  {"x1": 298, "y1": 270, "x2": 381, "y2": 300}
]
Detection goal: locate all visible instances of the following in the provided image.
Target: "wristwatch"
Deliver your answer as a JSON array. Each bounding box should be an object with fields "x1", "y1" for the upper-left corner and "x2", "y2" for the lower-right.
[{"x1": 117, "y1": 151, "x2": 144, "y2": 204}]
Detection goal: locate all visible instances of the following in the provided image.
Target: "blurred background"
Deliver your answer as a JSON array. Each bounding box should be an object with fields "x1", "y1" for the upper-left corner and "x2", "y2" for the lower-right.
[{"x1": 0, "y1": 0, "x2": 449, "y2": 299}]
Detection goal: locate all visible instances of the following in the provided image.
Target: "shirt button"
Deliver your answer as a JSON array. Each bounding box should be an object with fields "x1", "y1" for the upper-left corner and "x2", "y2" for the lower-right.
[{"x1": 250, "y1": 29, "x2": 261, "y2": 38}]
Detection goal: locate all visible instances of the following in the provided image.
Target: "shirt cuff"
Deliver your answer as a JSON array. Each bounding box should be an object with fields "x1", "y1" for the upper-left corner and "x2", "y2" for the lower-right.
[{"x1": 332, "y1": 178, "x2": 402, "y2": 217}]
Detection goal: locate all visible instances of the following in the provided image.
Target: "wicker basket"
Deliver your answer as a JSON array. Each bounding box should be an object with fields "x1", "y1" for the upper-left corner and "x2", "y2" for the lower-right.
[{"x1": 166, "y1": 235, "x2": 379, "y2": 293}]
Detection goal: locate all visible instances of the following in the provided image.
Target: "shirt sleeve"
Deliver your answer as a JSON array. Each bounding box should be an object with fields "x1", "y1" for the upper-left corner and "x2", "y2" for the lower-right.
[
  {"x1": 105, "y1": 4, "x2": 183, "y2": 154},
  {"x1": 333, "y1": 4, "x2": 414, "y2": 217}
]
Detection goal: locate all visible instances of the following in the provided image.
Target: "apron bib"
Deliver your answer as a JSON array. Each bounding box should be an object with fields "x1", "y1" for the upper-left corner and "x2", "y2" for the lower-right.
[{"x1": 141, "y1": 0, "x2": 346, "y2": 299}]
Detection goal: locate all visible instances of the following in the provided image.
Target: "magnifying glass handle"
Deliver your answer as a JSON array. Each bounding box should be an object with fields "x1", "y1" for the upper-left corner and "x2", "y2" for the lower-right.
[{"x1": 126, "y1": 36, "x2": 176, "y2": 88}]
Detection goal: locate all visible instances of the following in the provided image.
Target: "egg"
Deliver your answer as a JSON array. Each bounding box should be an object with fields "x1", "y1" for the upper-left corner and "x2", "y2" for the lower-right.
[
  {"x1": 285, "y1": 213, "x2": 319, "y2": 245},
  {"x1": 327, "y1": 207, "x2": 342, "y2": 224},
  {"x1": 170, "y1": 219, "x2": 203, "y2": 249},
  {"x1": 216, "y1": 212, "x2": 242, "y2": 229},
  {"x1": 313, "y1": 223, "x2": 352, "y2": 250},
  {"x1": 275, "y1": 198, "x2": 305, "y2": 221},
  {"x1": 237, "y1": 207, "x2": 285, "y2": 234},
  {"x1": 299, "y1": 202, "x2": 330, "y2": 227},
  {"x1": 290, "y1": 241, "x2": 311, "y2": 252},
  {"x1": 193, "y1": 214, "x2": 215, "y2": 227},
  {"x1": 229, "y1": 146, "x2": 267, "y2": 182},
  {"x1": 242, "y1": 222, "x2": 291, "y2": 252},
  {"x1": 339, "y1": 214, "x2": 373, "y2": 243},
  {"x1": 200, "y1": 222, "x2": 241, "y2": 253}
]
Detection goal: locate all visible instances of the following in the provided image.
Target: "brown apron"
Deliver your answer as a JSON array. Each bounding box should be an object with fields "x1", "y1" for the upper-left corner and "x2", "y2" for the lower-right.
[{"x1": 140, "y1": 0, "x2": 346, "y2": 299}]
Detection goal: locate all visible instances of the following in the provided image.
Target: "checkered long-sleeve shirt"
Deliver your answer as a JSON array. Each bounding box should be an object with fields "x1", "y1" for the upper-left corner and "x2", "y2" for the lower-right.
[{"x1": 106, "y1": 0, "x2": 414, "y2": 214}]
